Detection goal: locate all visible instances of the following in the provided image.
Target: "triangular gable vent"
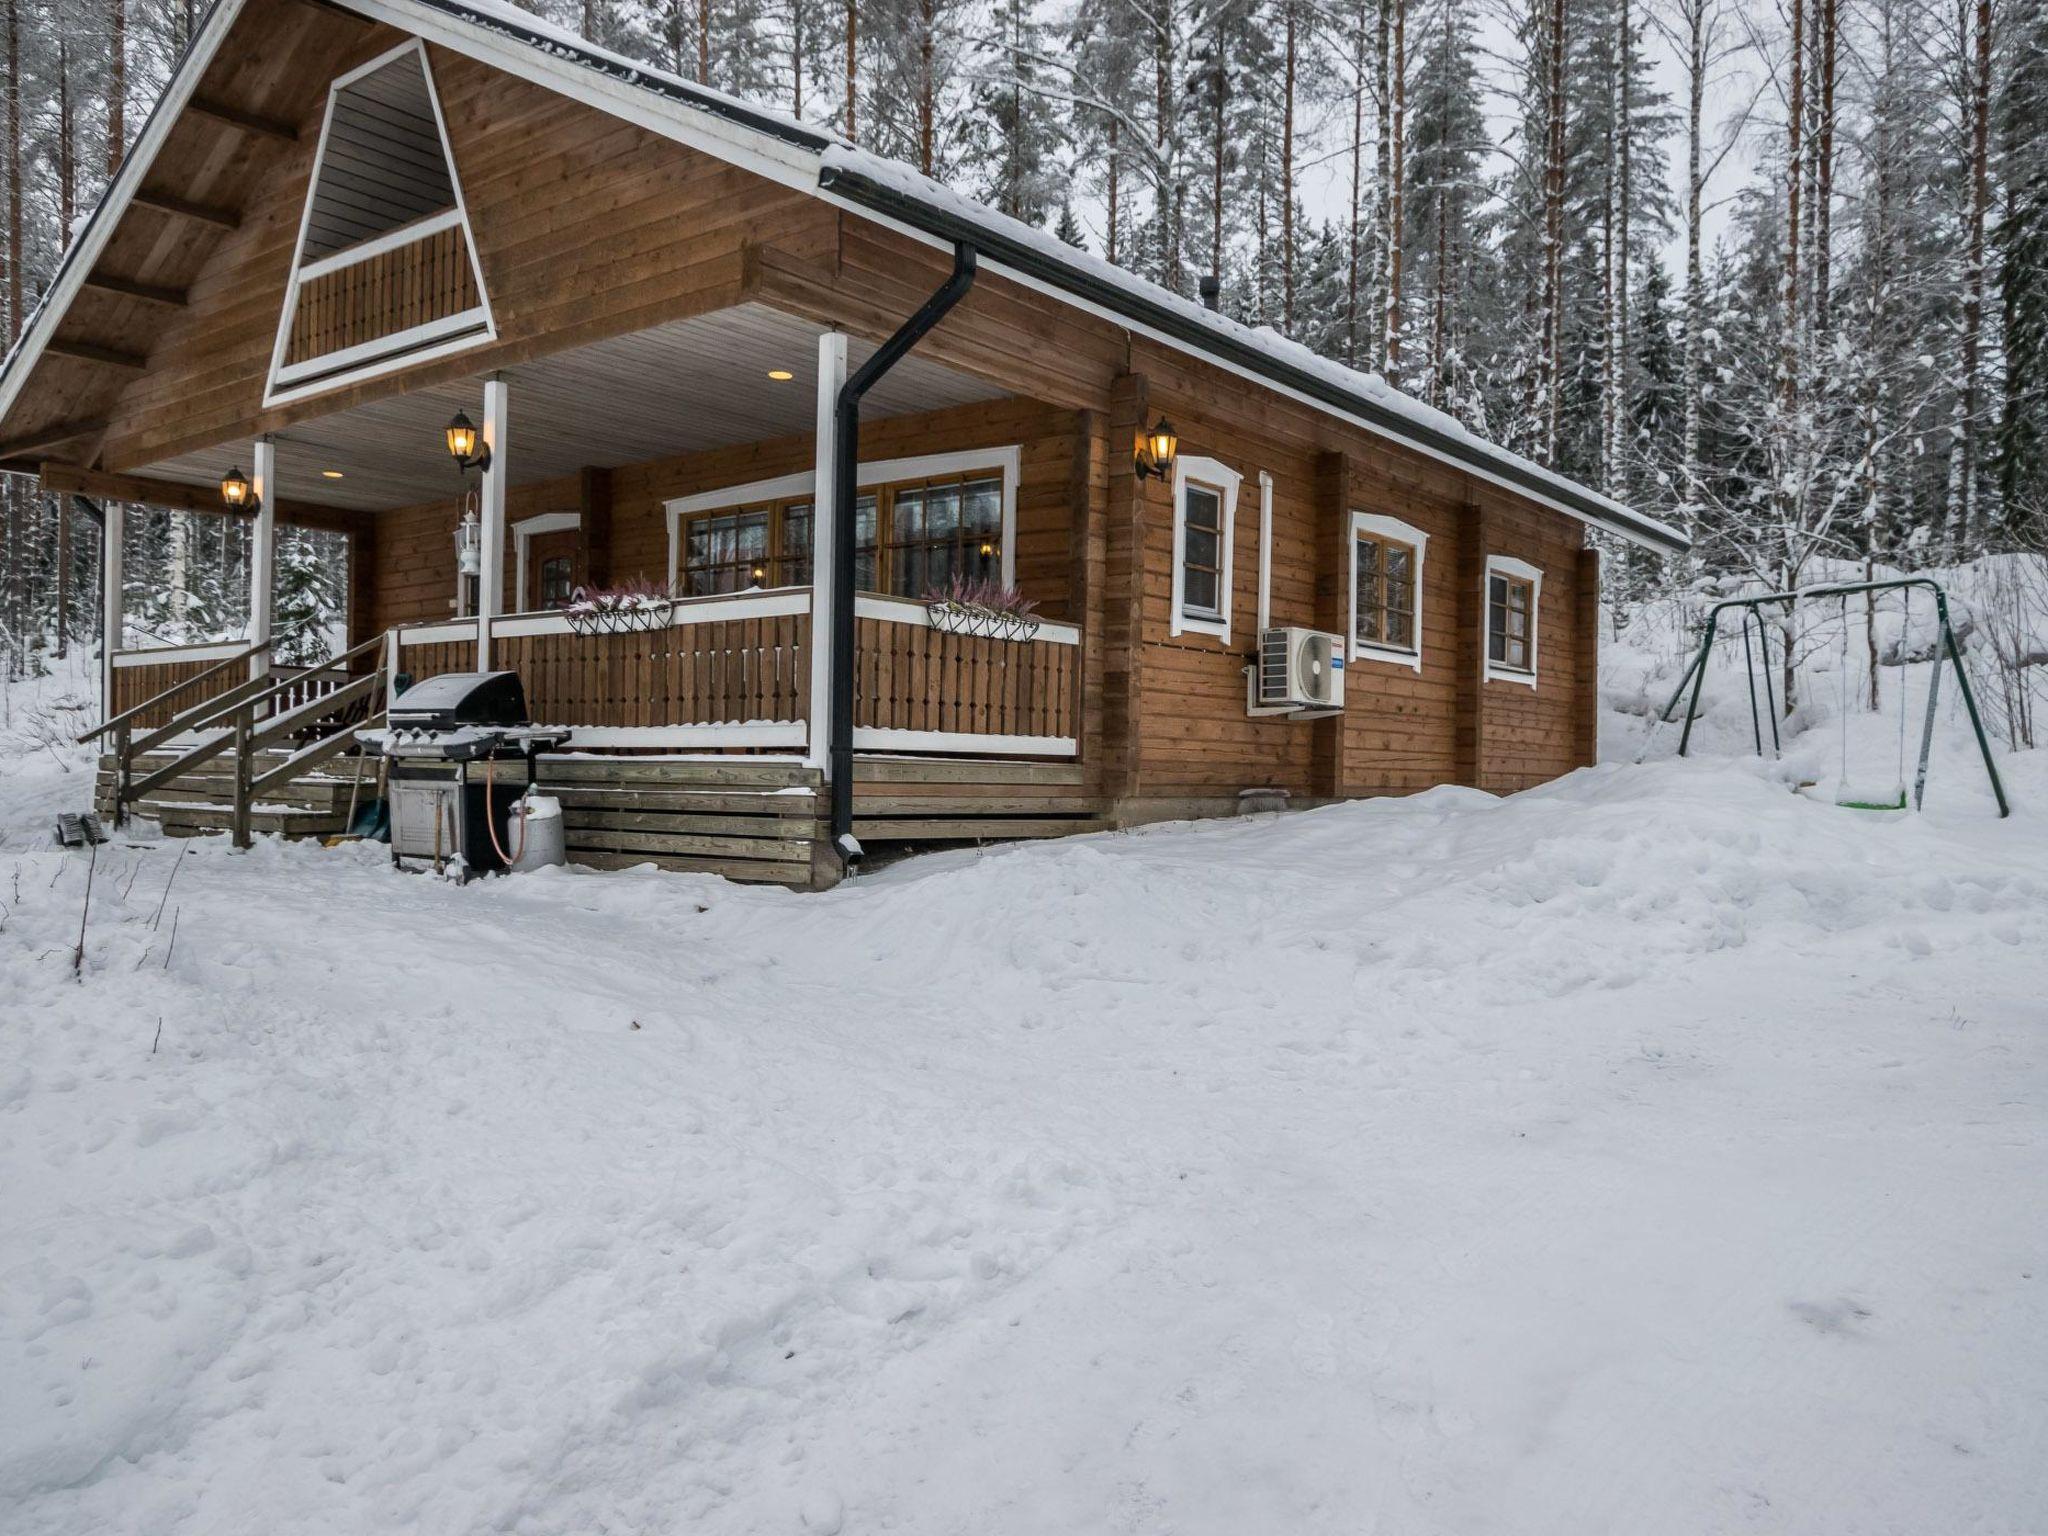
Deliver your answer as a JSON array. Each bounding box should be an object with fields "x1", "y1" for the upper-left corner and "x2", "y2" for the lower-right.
[{"x1": 267, "y1": 40, "x2": 494, "y2": 403}]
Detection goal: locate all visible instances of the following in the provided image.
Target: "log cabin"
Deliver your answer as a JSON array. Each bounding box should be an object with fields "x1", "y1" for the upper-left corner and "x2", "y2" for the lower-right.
[{"x1": 0, "y1": 0, "x2": 1688, "y2": 888}]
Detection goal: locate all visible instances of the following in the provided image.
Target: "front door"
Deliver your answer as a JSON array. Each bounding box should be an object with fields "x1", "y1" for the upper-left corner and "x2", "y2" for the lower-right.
[{"x1": 526, "y1": 528, "x2": 581, "y2": 610}]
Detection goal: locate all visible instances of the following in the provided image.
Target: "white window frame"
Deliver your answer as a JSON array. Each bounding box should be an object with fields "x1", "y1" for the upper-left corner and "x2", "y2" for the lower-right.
[
  {"x1": 1348, "y1": 511, "x2": 1428, "y2": 672},
  {"x1": 1170, "y1": 454, "x2": 1241, "y2": 643},
  {"x1": 663, "y1": 446, "x2": 1021, "y2": 593},
  {"x1": 263, "y1": 40, "x2": 497, "y2": 408},
  {"x1": 1483, "y1": 554, "x2": 1544, "y2": 687},
  {"x1": 511, "y1": 511, "x2": 581, "y2": 613}
]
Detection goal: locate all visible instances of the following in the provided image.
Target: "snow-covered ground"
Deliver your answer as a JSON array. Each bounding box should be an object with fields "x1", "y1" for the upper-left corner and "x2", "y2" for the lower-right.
[{"x1": 3, "y1": 640, "x2": 2045, "y2": 1534}]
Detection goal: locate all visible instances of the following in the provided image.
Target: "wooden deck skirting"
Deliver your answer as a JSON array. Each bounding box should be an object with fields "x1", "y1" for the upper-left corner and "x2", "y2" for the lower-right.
[{"x1": 99, "y1": 748, "x2": 1101, "y2": 890}]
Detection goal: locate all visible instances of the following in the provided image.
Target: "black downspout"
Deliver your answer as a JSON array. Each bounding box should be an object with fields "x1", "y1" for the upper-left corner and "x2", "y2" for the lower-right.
[{"x1": 830, "y1": 241, "x2": 977, "y2": 869}]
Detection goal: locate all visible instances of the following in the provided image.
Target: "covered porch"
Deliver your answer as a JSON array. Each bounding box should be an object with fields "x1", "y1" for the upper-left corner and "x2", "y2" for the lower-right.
[{"x1": 85, "y1": 299, "x2": 1097, "y2": 883}]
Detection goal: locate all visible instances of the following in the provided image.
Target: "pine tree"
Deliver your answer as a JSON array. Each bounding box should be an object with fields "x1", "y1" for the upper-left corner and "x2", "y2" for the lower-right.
[
  {"x1": 963, "y1": 0, "x2": 1066, "y2": 225},
  {"x1": 271, "y1": 529, "x2": 348, "y2": 667},
  {"x1": 1994, "y1": 0, "x2": 2046, "y2": 539},
  {"x1": 1401, "y1": 0, "x2": 1488, "y2": 411}
]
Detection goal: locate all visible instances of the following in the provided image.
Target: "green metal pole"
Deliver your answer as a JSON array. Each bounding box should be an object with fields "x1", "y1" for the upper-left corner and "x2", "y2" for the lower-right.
[
  {"x1": 1756, "y1": 607, "x2": 1781, "y2": 754},
  {"x1": 1933, "y1": 592, "x2": 2012, "y2": 818},
  {"x1": 1675, "y1": 610, "x2": 1721, "y2": 758},
  {"x1": 1739, "y1": 614, "x2": 1764, "y2": 755}
]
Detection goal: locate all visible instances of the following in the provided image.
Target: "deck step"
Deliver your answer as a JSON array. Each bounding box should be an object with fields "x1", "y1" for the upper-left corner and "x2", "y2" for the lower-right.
[{"x1": 147, "y1": 802, "x2": 351, "y2": 840}]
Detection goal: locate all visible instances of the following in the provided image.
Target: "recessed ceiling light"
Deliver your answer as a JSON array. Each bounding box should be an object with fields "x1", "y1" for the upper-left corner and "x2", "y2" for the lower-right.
[
  {"x1": 321, "y1": 469, "x2": 345, "y2": 479},
  {"x1": 767, "y1": 369, "x2": 794, "y2": 381}
]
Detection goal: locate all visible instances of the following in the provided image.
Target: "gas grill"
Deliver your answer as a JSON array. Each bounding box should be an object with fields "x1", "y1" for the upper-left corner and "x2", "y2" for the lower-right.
[{"x1": 364, "y1": 672, "x2": 570, "y2": 879}]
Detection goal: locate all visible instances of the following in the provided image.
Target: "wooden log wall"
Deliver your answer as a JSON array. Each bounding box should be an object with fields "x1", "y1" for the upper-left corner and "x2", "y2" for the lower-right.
[
  {"x1": 1118, "y1": 344, "x2": 1599, "y2": 810},
  {"x1": 853, "y1": 618, "x2": 1078, "y2": 742},
  {"x1": 284, "y1": 222, "x2": 479, "y2": 367}
]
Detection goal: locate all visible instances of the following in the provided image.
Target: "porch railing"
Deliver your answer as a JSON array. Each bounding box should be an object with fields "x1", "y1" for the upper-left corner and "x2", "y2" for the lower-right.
[
  {"x1": 109, "y1": 639, "x2": 263, "y2": 730},
  {"x1": 108, "y1": 641, "x2": 361, "y2": 730},
  {"x1": 391, "y1": 588, "x2": 1082, "y2": 757},
  {"x1": 84, "y1": 633, "x2": 389, "y2": 846}
]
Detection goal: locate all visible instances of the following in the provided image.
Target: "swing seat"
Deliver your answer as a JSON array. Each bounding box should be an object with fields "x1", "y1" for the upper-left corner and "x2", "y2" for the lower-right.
[{"x1": 1833, "y1": 781, "x2": 1907, "y2": 812}]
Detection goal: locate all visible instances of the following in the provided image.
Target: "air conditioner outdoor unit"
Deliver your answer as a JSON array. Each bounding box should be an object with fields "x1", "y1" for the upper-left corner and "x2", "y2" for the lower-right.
[{"x1": 1251, "y1": 626, "x2": 1346, "y2": 715}]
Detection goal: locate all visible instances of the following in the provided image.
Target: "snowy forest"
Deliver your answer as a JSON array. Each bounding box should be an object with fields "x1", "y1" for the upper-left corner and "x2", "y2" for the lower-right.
[{"x1": 0, "y1": 0, "x2": 2044, "y2": 677}]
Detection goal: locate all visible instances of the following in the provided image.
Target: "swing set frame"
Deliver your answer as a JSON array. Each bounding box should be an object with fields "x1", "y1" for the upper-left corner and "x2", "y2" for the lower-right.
[{"x1": 1656, "y1": 576, "x2": 2010, "y2": 818}]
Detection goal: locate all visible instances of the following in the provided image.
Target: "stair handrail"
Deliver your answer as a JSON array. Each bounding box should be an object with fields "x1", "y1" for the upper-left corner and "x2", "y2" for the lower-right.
[
  {"x1": 149, "y1": 634, "x2": 386, "y2": 743},
  {"x1": 77, "y1": 637, "x2": 274, "y2": 744},
  {"x1": 112, "y1": 634, "x2": 390, "y2": 832}
]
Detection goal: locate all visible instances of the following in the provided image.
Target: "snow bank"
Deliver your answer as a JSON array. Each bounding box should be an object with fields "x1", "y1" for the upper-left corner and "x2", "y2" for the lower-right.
[{"x1": 2, "y1": 664, "x2": 2044, "y2": 1534}]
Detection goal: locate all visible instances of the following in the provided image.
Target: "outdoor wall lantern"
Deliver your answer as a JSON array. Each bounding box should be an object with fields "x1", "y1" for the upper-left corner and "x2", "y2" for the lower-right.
[
  {"x1": 445, "y1": 411, "x2": 491, "y2": 474},
  {"x1": 1134, "y1": 417, "x2": 1179, "y2": 481},
  {"x1": 454, "y1": 506, "x2": 482, "y2": 578},
  {"x1": 219, "y1": 466, "x2": 258, "y2": 513}
]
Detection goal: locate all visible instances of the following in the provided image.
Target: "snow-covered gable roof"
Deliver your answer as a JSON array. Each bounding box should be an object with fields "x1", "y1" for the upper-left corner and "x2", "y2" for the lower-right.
[{"x1": 2, "y1": 0, "x2": 1687, "y2": 554}]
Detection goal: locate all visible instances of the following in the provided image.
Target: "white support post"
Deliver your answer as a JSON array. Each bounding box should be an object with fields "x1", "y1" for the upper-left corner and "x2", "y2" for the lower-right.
[
  {"x1": 807, "y1": 332, "x2": 847, "y2": 771},
  {"x1": 476, "y1": 376, "x2": 509, "y2": 671},
  {"x1": 249, "y1": 437, "x2": 276, "y2": 678},
  {"x1": 101, "y1": 499, "x2": 125, "y2": 710},
  {"x1": 1256, "y1": 469, "x2": 1275, "y2": 633}
]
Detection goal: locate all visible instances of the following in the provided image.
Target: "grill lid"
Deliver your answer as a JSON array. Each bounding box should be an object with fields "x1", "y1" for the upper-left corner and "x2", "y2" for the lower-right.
[{"x1": 389, "y1": 670, "x2": 530, "y2": 730}]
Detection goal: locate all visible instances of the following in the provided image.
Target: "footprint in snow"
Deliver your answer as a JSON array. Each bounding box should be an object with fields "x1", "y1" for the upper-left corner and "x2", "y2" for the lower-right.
[{"x1": 1789, "y1": 1297, "x2": 1872, "y2": 1336}]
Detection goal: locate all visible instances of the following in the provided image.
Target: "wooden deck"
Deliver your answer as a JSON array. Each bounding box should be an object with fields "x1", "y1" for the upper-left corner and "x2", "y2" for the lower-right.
[{"x1": 102, "y1": 747, "x2": 1106, "y2": 888}]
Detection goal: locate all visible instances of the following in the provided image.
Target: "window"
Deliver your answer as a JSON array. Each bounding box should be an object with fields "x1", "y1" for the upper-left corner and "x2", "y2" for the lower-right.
[
  {"x1": 1484, "y1": 555, "x2": 1544, "y2": 685},
  {"x1": 1170, "y1": 454, "x2": 1242, "y2": 641},
  {"x1": 538, "y1": 555, "x2": 574, "y2": 607},
  {"x1": 669, "y1": 465, "x2": 1011, "y2": 600},
  {"x1": 680, "y1": 506, "x2": 773, "y2": 595},
  {"x1": 779, "y1": 502, "x2": 814, "y2": 587},
  {"x1": 889, "y1": 476, "x2": 1003, "y2": 597},
  {"x1": 1181, "y1": 484, "x2": 1225, "y2": 617},
  {"x1": 1349, "y1": 512, "x2": 1429, "y2": 670}
]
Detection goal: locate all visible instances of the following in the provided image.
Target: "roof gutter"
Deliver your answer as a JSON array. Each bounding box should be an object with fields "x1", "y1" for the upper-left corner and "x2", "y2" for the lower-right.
[{"x1": 816, "y1": 163, "x2": 1689, "y2": 557}]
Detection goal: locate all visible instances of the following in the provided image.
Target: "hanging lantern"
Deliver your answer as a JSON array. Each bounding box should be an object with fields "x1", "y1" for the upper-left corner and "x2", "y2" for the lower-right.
[
  {"x1": 455, "y1": 507, "x2": 482, "y2": 577},
  {"x1": 445, "y1": 411, "x2": 490, "y2": 473},
  {"x1": 220, "y1": 466, "x2": 257, "y2": 512},
  {"x1": 1134, "y1": 417, "x2": 1179, "y2": 481}
]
